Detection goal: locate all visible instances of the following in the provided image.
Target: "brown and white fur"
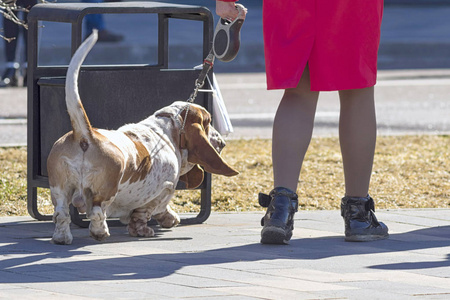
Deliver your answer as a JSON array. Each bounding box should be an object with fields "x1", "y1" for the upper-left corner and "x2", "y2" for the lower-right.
[{"x1": 47, "y1": 31, "x2": 238, "y2": 245}]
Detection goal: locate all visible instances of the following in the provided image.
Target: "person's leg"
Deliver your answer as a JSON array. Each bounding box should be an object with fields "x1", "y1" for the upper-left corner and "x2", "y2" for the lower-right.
[
  {"x1": 260, "y1": 66, "x2": 319, "y2": 244},
  {"x1": 338, "y1": 87, "x2": 376, "y2": 197},
  {"x1": 17, "y1": 0, "x2": 37, "y2": 86},
  {"x1": 1, "y1": 16, "x2": 20, "y2": 87},
  {"x1": 272, "y1": 66, "x2": 319, "y2": 191},
  {"x1": 20, "y1": 11, "x2": 29, "y2": 86},
  {"x1": 3, "y1": 19, "x2": 19, "y2": 62},
  {"x1": 338, "y1": 87, "x2": 388, "y2": 242}
]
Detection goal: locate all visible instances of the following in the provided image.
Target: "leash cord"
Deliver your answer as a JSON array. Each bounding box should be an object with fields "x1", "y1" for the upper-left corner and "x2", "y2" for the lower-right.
[
  {"x1": 187, "y1": 50, "x2": 215, "y2": 103},
  {"x1": 179, "y1": 50, "x2": 215, "y2": 133}
]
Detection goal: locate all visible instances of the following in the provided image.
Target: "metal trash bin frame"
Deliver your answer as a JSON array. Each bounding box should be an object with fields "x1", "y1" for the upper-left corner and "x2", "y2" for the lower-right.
[{"x1": 27, "y1": 1, "x2": 215, "y2": 226}]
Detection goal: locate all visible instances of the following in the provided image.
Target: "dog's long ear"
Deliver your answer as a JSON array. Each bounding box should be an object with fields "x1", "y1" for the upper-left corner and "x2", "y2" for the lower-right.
[
  {"x1": 179, "y1": 165, "x2": 204, "y2": 189},
  {"x1": 184, "y1": 108, "x2": 239, "y2": 177}
]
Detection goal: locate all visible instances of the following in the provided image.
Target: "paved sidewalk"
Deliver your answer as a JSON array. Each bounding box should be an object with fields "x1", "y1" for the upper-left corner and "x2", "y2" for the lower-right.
[{"x1": 1, "y1": 210, "x2": 449, "y2": 299}]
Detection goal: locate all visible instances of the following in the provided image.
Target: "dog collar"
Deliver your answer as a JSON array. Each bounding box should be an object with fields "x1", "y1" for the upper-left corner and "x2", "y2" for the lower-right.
[{"x1": 155, "y1": 107, "x2": 188, "y2": 150}]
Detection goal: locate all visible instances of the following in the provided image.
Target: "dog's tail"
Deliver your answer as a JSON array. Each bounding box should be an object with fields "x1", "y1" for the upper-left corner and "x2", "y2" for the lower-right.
[{"x1": 65, "y1": 30, "x2": 98, "y2": 142}]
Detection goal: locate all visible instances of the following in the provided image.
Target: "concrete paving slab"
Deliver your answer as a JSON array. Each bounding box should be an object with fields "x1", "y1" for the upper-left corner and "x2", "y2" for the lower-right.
[{"x1": 1, "y1": 210, "x2": 449, "y2": 299}]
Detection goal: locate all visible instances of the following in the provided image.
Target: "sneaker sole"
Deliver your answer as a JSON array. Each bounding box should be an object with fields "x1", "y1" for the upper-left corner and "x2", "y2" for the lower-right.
[
  {"x1": 261, "y1": 226, "x2": 291, "y2": 245},
  {"x1": 345, "y1": 233, "x2": 389, "y2": 242}
]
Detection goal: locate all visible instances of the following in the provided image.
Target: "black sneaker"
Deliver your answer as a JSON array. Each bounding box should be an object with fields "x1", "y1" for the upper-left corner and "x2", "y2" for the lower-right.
[
  {"x1": 260, "y1": 187, "x2": 298, "y2": 245},
  {"x1": 341, "y1": 195, "x2": 389, "y2": 242}
]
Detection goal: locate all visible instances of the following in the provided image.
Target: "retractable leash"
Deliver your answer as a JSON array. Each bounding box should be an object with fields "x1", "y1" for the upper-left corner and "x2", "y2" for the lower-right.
[
  {"x1": 212, "y1": 3, "x2": 246, "y2": 62},
  {"x1": 187, "y1": 3, "x2": 246, "y2": 104},
  {"x1": 179, "y1": 4, "x2": 246, "y2": 135}
]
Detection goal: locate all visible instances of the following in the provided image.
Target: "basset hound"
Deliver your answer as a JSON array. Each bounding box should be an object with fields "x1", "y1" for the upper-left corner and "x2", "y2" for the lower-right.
[{"x1": 48, "y1": 30, "x2": 239, "y2": 245}]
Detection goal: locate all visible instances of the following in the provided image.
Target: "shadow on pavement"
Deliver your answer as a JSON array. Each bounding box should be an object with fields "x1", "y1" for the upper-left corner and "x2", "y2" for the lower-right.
[{"x1": 1, "y1": 221, "x2": 449, "y2": 283}]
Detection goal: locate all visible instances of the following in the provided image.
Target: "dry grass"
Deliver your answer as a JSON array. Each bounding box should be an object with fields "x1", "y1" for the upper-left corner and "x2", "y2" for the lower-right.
[
  {"x1": 0, "y1": 147, "x2": 28, "y2": 216},
  {"x1": 1, "y1": 135, "x2": 449, "y2": 217}
]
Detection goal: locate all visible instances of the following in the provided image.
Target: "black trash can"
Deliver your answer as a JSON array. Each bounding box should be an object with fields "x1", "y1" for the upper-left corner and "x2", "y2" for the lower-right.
[{"x1": 27, "y1": 2, "x2": 214, "y2": 226}]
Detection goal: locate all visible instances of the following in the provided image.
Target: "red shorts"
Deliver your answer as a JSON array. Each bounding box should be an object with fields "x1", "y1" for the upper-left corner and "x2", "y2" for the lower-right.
[{"x1": 263, "y1": 0, "x2": 384, "y2": 91}]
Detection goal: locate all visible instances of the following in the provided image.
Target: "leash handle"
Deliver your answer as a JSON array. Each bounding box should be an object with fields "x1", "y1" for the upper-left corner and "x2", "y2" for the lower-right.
[{"x1": 213, "y1": 4, "x2": 246, "y2": 62}]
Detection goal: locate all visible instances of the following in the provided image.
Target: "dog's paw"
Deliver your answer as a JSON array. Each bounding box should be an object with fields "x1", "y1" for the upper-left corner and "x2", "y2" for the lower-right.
[
  {"x1": 139, "y1": 226, "x2": 155, "y2": 237},
  {"x1": 52, "y1": 210, "x2": 73, "y2": 245},
  {"x1": 127, "y1": 208, "x2": 155, "y2": 237},
  {"x1": 89, "y1": 221, "x2": 110, "y2": 241},
  {"x1": 153, "y1": 207, "x2": 180, "y2": 228},
  {"x1": 88, "y1": 206, "x2": 110, "y2": 241},
  {"x1": 127, "y1": 221, "x2": 155, "y2": 237},
  {"x1": 90, "y1": 230, "x2": 111, "y2": 241},
  {"x1": 51, "y1": 231, "x2": 73, "y2": 245}
]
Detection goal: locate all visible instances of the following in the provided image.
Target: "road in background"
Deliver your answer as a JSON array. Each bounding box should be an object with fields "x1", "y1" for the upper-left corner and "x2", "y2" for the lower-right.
[
  {"x1": 220, "y1": 70, "x2": 450, "y2": 139},
  {"x1": 1, "y1": 69, "x2": 449, "y2": 146}
]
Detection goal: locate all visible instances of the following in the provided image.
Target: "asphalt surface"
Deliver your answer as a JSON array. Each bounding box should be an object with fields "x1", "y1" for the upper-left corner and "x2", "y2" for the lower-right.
[{"x1": 1, "y1": 68, "x2": 450, "y2": 145}]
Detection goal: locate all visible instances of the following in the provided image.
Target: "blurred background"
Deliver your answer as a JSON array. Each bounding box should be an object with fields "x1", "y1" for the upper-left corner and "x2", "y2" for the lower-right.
[
  {"x1": 0, "y1": 0, "x2": 449, "y2": 144},
  {"x1": 2, "y1": 0, "x2": 450, "y2": 73}
]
